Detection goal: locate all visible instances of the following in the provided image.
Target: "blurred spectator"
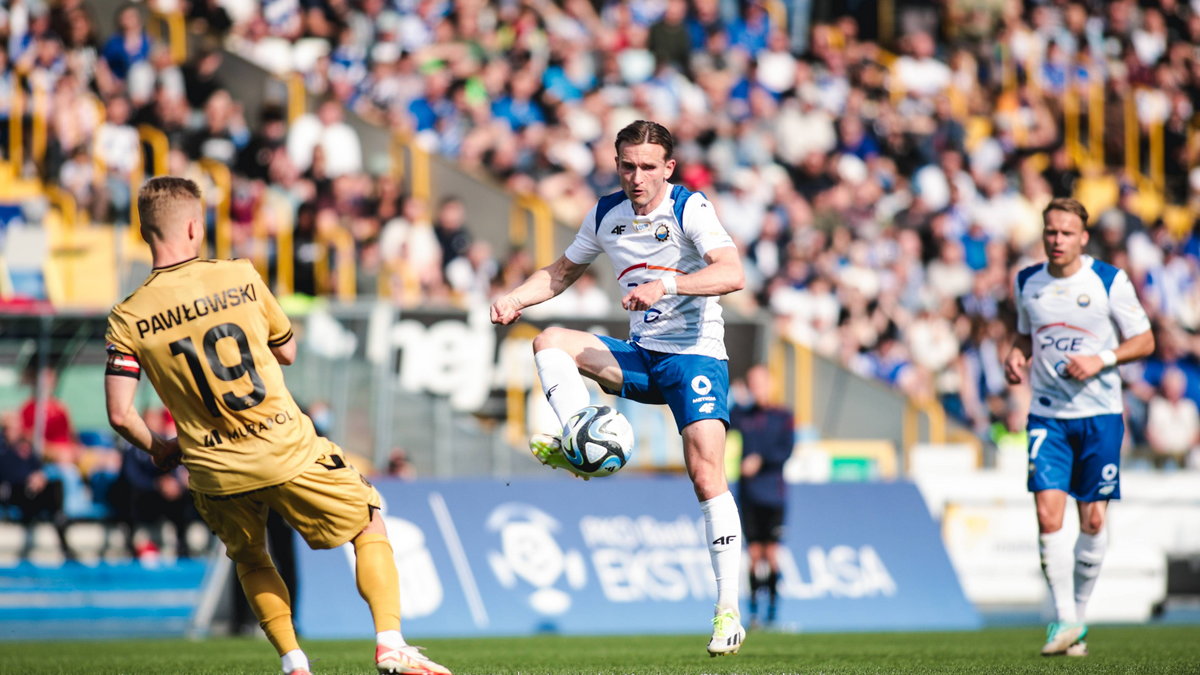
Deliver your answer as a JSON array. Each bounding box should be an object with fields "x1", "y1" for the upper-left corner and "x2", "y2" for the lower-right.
[
  {"x1": 384, "y1": 448, "x2": 415, "y2": 480},
  {"x1": 101, "y1": 3, "x2": 149, "y2": 81},
  {"x1": 432, "y1": 196, "x2": 472, "y2": 271},
  {"x1": 0, "y1": 411, "x2": 70, "y2": 559},
  {"x1": 108, "y1": 408, "x2": 197, "y2": 559},
  {"x1": 19, "y1": 367, "x2": 76, "y2": 463},
  {"x1": 93, "y1": 95, "x2": 140, "y2": 221},
  {"x1": 1146, "y1": 367, "x2": 1200, "y2": 469},
  {"x1": 287, "y1": 98, "x2": 362, "y2": 177}
]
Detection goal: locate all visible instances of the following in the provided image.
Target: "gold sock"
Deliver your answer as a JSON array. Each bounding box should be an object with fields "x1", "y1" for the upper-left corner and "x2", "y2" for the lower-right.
[
  {"x1": 354, "y1": 533, "x2": 401, "y2": 633},
  {"x1": 236, "y1": 562, "x2": 299, "y2": 656}
]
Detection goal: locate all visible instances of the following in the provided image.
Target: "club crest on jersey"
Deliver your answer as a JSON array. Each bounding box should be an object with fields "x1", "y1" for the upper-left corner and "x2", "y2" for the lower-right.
[
  {"x1": 654, "y1": 224, "x2": 670, "y2": 242},
  {"x1": 1077, "y1": 294, "x2": 1091, "y2": 307}
]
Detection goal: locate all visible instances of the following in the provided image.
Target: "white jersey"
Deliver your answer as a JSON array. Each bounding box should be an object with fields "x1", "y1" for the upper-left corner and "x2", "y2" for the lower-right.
[
  {"x1": 1015, "y1": 255, "x2": 1151, "y2": 418},
  {"x1": 564, "y1": 185, "x2": 736, "y2": 359}
]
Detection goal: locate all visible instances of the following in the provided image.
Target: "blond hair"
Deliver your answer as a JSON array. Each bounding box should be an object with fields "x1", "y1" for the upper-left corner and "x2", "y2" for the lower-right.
[
  {"x1": 1042, "y1": 197, "x2": 1089, "y2": 229},
  {"x1": 137, "y1": 176, "x2": 202, "y2": 242}
]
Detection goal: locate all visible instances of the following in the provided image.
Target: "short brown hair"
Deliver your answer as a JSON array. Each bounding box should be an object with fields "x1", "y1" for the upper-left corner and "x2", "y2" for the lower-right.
[
  {"x1": 1042, "y1": 197, "x2": 1089, "y2": 228},
  {"x1": 615, "y1": 120, "x2": 674, "y2": 159},
  {"x1": 137, "y1": 176, "x2": 202, "y2": 241}
]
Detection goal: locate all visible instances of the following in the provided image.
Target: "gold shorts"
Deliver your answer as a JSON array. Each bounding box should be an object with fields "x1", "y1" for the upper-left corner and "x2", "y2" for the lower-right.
[{"x1": 192, "y1": 444, "x2": 382, "y2": 563}]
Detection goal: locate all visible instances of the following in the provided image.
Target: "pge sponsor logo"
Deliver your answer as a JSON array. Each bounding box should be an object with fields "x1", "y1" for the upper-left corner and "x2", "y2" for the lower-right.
[{"x1": 1040, "y1": 334, "x2": 1085, "y2": 352}]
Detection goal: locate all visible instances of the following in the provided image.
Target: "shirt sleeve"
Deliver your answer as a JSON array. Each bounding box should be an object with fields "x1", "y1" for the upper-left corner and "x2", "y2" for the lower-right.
[
  {"x1": 1108, "y1": 268, "x2": 1151, "y2": 339},
  {"x1": 681, "y1": 194, "x2": 735, "y2": 257},
  {"x1": 243, "y1": 260, "x2": 293, "y2": 347},
  {"x1": 1015, "y1": 277, "x2": 1030, "y2": 335},
  {"x1": 563, "y1": 204, "x2": 603, "y2": 265},
  {"x1": 105, "y1": 309, "x2": 141, "y2": 379}
]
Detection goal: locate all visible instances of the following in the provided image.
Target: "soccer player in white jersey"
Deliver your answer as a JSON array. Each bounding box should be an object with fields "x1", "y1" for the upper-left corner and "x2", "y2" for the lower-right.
[
  {"x1": 1005, "y1": 198, "x2": 1154, "y2": 657},
  {"x1": 490, "y1": 120, "x2": 747, "y2": 657}
]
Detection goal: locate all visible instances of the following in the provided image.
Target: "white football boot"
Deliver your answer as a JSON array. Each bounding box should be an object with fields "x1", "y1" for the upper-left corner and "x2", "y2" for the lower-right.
[{"x1": 707, "y1": 608, "x2": 746, "y2": 657}]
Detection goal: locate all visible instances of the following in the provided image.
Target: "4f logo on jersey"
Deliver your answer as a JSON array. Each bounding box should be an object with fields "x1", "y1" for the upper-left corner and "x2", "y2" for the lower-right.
[{"x1": 611, "y1": 224, "x2": 626, "y2": 235}]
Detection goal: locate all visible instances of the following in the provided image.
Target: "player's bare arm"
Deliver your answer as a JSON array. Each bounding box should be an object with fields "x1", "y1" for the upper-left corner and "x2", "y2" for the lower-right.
[
  {"x1": 104, "y1": 373, "x2": 181, "y2": 470},
  {"x1": 1063, "y1": 329, "x2": 1155, "y2": 381},
  {"x1": 271, "y1": 336, "x2": 297, "y2": 365},
  {"x1": 1005, "y1": 334, "x2": 1032, "y2": 385},
  {"x1": 621, "y1": 246, "x2": 745, "y2": 312},
  {"x1": 491, "y1": 255, "x2": 590, "y2": 325}
]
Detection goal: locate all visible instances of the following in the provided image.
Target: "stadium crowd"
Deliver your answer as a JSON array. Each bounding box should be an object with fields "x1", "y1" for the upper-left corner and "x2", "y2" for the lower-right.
[{"x1": 1, "y1": 0, "x2": 1199, "y2": 496}]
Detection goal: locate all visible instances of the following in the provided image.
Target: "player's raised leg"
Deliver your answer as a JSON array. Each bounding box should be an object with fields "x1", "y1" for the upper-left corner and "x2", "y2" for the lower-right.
[
  {"x1": 684, "y1": 419, "x2": 746, "y2": 656},
  {"x1": 529, "y1": 327, "x2": 623, "y2": 471}
]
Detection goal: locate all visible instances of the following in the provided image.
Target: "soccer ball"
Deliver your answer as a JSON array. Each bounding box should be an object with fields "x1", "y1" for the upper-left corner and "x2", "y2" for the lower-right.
[{"x1": 560, "y1": 405, "x2": 634, "y2": 477}]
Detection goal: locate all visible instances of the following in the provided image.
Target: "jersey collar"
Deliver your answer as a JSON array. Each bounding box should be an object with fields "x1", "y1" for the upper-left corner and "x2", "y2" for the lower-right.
[{"x1": 152, "y1": 256, "x2": 200, "y2": 271}]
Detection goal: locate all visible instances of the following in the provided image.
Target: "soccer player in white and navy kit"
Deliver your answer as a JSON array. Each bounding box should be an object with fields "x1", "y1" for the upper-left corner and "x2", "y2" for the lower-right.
[
  {"x1": 1005, "y1": 198, "x2": 1154, "y2": 657},
  {"x1": 490, "y1": 120, "x2": 747, "y2": 656}
]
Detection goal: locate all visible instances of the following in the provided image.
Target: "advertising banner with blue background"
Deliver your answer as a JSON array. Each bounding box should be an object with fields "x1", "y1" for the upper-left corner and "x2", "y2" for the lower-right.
[{"x1": 295, "y1": 478, "x2": 980, "y2": 637}]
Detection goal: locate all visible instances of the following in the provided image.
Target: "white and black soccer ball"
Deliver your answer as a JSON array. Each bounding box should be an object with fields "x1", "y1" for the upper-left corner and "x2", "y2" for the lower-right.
[{"x1": 560, "y1": 405, "x2": 634, "y2": 477}]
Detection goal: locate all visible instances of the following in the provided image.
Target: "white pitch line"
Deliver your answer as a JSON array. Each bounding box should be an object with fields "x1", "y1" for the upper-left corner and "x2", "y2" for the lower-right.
[{"x1": 428, "y1": 491, "x2": 489, "y2": 628}]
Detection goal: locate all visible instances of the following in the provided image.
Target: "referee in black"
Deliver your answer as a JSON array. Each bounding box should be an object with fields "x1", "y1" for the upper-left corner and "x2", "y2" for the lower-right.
[{"x1": 731, "y1": 364, "x2": 794, "y2": 628}]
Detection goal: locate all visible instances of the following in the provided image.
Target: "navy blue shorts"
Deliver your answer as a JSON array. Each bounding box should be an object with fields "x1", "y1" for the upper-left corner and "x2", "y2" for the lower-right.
[
  {"x1": 1026, "y1": 413, "x2": 1123, "y2": 502},
  {"x1": 596, "y1": 335, "x2": 729, "y2": 433}
]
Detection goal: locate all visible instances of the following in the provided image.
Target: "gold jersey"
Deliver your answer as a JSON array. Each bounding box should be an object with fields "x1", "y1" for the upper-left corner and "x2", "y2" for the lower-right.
[{"x1": 106, "y1": 258, "x2": 319, "y2": 496}]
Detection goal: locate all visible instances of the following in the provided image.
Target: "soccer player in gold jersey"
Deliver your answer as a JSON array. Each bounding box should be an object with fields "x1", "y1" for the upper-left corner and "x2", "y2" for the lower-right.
[{"x1": 104, "y1": 177, "x2": 450, "y2": 675}]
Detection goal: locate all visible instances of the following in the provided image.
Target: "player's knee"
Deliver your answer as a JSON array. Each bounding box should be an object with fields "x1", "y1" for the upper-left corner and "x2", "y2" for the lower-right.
[
  {"x1": 233, "y1": 549, "x2": 275, "y2": 576},
  {"x1": 1036, "y1": 508, "x2": 1064, "y2": 533},
  {"x1": 533, "y1": 326, "x2": 572, "y2": 354},
  {"x1": 1080, "y1": 510, "x2": 1105, "y2": 534}
]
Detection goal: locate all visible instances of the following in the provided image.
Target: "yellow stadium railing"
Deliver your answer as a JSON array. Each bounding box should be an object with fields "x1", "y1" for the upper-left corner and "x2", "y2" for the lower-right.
[
  {"x1": 29, "y1": 79, "x2": 47, "y2": 170},
  {"x1": 45, "y1": 184, "x2": 79, "y2": 231},
  {"x1": 314, "y1": 223, "x2": 356, "y2": 302},
  {"x1": 198, "y1": 159, "x2": 232, "y2": 260},
  {"x1": 1088, "y1": 82, "x2": 1104, "y2": 168},
  {"x1": 1149, "y1": 118, "x2": 1165, "y2": 191},
  {"x1": 147, "y1": 10, "x2": 187, "y2": 64},
  {"x1": 901, "y1": 398, "x2": 946, "y2": 475},
  {"x1": 503, "y1": 322, "x2": 546, "y2": 447},
  {"x1": 1125, "y1": 94, "x2": 1139, "y2": 178},
  {"x1": 9, "y1": 74, "x2": 23, "y2": 175},
  {"x1": 287, "y1": 73, "x2": 307, "y2": 125},
  {"x1": 509, "y1": 193, "x2": 555, "y2": 268},
  {"x1": 274, "y1": 205, "x2": 295, "y2": 296},
  {"x1": 1063, "y1": 87, "x2": 1084, "y2": 168},
  {"x1": 137, "y1": 125, "x2": 169, "y2": 177}
]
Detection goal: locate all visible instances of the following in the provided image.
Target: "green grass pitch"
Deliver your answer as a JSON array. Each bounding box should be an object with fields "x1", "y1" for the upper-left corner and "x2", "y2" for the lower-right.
[{"x1": 1, "y1": 626, "x2": 1198, "y2": 674}]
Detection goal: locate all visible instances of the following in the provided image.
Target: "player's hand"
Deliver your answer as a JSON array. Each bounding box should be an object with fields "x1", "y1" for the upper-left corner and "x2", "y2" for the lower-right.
[
  {"x1": 150, "y1": 436, "x2": 182, "y2": 471},
  {"x1": 1004, "y1": 347, "x2": 1027, "y2": 385},
  {"x1": 490, "y1": 295, "x2": 523, "y2": 325},
  {"x1": 621, "y1": 280, "x2": 667, "y2": 312},
  {"x1": 1064, "y1": 354, "x2": 1104, "y2": 381}
]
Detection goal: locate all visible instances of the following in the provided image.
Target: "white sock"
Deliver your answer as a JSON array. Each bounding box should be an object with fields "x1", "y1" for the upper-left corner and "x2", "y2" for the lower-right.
[
  {"x1": 701, "y1": 491, "x2": 742, "y2": 613},
  {"x1": 1039, "y1": 529, "x2": 1077, "y2": 622},
  {"x1": 280, "y1": 649, "x2": 309, "y2": 674},
  {"x1": 377, "y1": 629, "x2": 406, "y2": 649},
  {"x1": 1074, "y1": 529, "x2": 1108, "y2": 622},
  {"x1": 535, "y1": 348, "x2": 590, "y2": 430}
]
